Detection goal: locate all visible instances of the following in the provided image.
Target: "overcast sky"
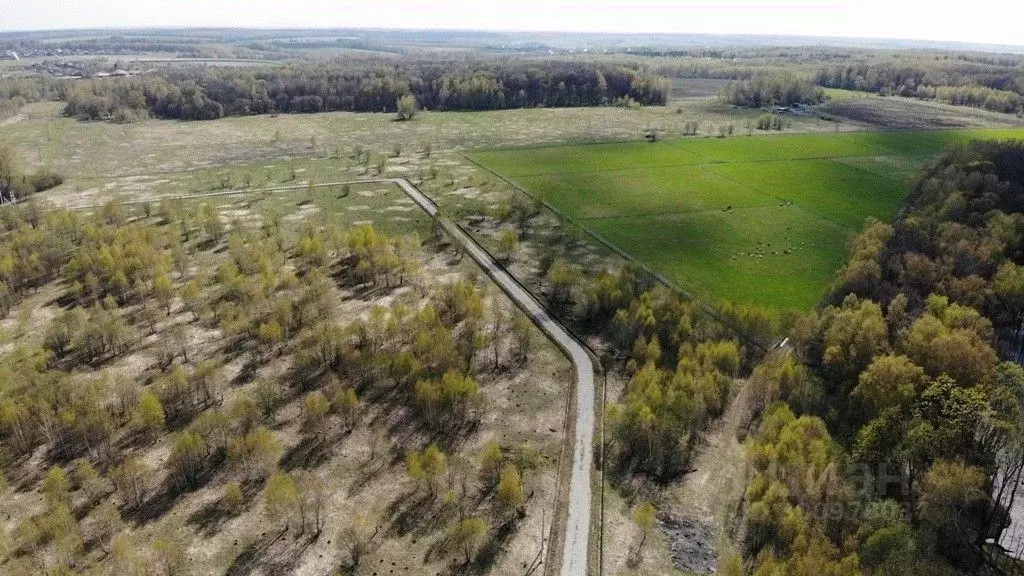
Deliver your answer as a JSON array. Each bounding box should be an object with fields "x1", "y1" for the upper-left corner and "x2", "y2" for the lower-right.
[{"x1": 4, "y1": 0, "x2": 1022, "y2": 47}]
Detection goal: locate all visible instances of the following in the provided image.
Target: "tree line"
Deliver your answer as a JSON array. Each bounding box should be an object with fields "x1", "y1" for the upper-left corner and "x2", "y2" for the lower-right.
[
  {"x1": 719, "y1": 72, "x2": 826, "y2": 108},
  {"x1": 0, "y1": 143, "x2": 63, "y2": 203},
  {"x1": 58, "y1": 58, "x2": 670, "y2": 121},
  {"x1": 734, "y1": 140, "x2": 1024, "y2": 576},
  {"x1": 645, "y1": 46, "x2": 1024, "y2": 114},
  {"x1": 0, "y1": 77, "x2": 64, "y2": 120},
  {"x1": 814, "y1": 59, "x2": 1024, "y2": 113}
]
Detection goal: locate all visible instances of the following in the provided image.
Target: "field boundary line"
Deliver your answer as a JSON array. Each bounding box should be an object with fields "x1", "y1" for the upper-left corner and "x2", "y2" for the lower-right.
[
  {"x1": 495, "y1": 152, "x2": 896, "y2": 179},
  {"x1": 463, "y1": 153, "x2": 770, "y2": 352},
  {"x1": 576, "y1": 202, "x2": 779, "y2": 222},
  {"x1": 699, "y1": 162, "x2": 859, "y2": 232},
  {"x1": 678, "y1": 142, "x2": 860, "y2": 232},
  {"x1": 467, "y1": 125, "x2": 1024, "y2": 155}
]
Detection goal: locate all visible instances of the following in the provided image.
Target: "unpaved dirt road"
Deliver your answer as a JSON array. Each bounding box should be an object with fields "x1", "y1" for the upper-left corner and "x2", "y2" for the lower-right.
[{"x1": 373, "y1": 178, "x2": 596, "y2": 576}]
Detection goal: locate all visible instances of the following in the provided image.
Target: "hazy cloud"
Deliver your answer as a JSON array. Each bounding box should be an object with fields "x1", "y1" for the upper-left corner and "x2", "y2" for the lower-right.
[{"x1": 3, "y1": 0, "x2": 1021, "y2": 47}]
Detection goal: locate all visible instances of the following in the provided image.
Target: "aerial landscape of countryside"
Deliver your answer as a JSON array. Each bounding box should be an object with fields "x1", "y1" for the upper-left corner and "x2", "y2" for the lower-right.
[{"x1": 4, "y1": 4, "x2": 1024, "y2": 576}]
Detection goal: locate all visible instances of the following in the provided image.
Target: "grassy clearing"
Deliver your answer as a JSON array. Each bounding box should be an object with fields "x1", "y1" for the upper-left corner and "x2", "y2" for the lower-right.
[
  {"x1": 670, "y1": 78, "x2": 732, "y2": 99},
  {"x1": 471, "y1": 128, "x2": 1024, "y2": 310},
  {"x1": 0, "y1": 98, "x2": 847, "y2": 182},
  {"x1": 587, "y1": 207, "x2": 850, "y2": 311}
]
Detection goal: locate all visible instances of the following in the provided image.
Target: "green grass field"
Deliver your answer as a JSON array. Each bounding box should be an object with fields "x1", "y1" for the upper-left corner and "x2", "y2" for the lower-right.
[{"x1": 471, "y1": 129, "x2": 1024, "y2": 310}]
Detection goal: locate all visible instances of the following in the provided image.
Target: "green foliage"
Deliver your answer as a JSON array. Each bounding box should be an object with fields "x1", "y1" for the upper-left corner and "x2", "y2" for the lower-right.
[
  {"x1": 916, "y1": 460, "x2": 987, "y2": 558},
  {"x1": 449, "y1": 516, "x2": 488, "y2": 564},
  {"x1": 852, "y1": 354, "x2": 926, "y2": 417},
  {"x1": 395, "y1": 94, "x2": 417, "y2": 121},
  {"x1": 496, "y1": 228, "x2": 519, "y2": 261},
  {"x1": 60, "y1": 60, "x2": 668, "y2": 123},
  {"x1": 42, "y1": 466, "x2": 71, "y2": 506},
  {"x1": 111, "y1": 457, "x2": 148, "y2": 509},
  {"x1": 0, "y1": 142, "x2": 62, "y2": 202},
  {"x1": 545, "y1": 258, "x2": 581, "y2": 307},
  {"x1": 168, "y1": 431, "x2": 208, "y2": 490},
  {"x1": 301, "y1": 391, "x2": 331, "y2": 436},
  {"x1": 223, "y1": 481, "x2": 244, "y2": 515},
  {"x1": 228, "y1": 426, "x2": 282, "y2": 481},
  {"x1": 495, "y1": 464, "x2": 525, "y2": 515},
  {"x1": 721, "y1": 73, "x2": 825, "y2": 108},
  {"x1": 829, "y1": 219, "x2": 892, "y2": 299},
  {"x1": 264, "y1": 470, "x2": 299, "y2": 530},
  {"x1": 333, "y1": 388, "x2": 360, "y2": 431},
  {"x1": 755, "y1": 112, "x2": 784, "y2": 130},
  {"x1": 607, "y1": 340, "x2": 735, "y2": 477},
  {"x1": 414, "y1": 370, "x2": 481, "y2": 430},
  {"x1": 479, "y1": 441, "x2": 504, "y2": 487},
  {"x1": 739, "y1": 141, "x2": 1024, "y2": 575},
  {"x1": 633, "y1": 500, "x2": 657, "y2": 553},
  {"x1": 406, "y1": 443, "x2": 447, "y2": 496},
  {"x1": 134, "y1": 391, "x2": 166, "y2": 436}
]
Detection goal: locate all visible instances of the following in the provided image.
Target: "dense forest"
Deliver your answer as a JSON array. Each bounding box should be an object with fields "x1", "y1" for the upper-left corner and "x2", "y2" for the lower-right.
[
  {"x1": 58, "y1": 59, "x2": 670, "y2": 121},
  {"x1": 737, "y1": 140, "x2": 1024, "y2": 575}
]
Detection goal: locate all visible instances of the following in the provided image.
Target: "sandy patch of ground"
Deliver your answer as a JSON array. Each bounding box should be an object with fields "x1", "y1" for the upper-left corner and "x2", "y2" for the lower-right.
[
  {"x1": 1, "y1": 112, "x2": 26, "y2": 127},
  {"x1": 448, "y1": 187, "x2": 483, "y2": 199},
  {"x1": 282, "y1": 203, "x2": 321, "y2": 222}
]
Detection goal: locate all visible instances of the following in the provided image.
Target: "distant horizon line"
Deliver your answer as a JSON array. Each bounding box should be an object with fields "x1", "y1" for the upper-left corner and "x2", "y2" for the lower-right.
[{"x1": 2, "y1": 25, "x2": 1023, "y2": 53}]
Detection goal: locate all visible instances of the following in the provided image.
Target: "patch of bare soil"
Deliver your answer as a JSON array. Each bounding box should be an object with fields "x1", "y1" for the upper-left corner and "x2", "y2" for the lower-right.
[
  {"x1": 0, "y1": 112, "x2": 26, "y2": 127},
  {"x1": 659, "y1": 514, "x2": 717, "y2": 574},
  {"x1": 820, "y1": 96, "x2": 1024, "y2": 130}
]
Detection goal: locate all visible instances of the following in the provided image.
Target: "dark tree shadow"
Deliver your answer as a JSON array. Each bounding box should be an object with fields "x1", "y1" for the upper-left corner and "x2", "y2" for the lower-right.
[
  {"x1": 386, "y1": 489, "x2": 450, "y2": 539},
  {"x1": 347, "y1": 451, "x2": 395, "y2": 498},
  {"x1": 126, "y1": 456, "x2": 224, "y2": 525},
  {"x1": 226, "y1": 530, "x2": 283, "y2": 576},
  {"x1": 468, "y1": 516, "x2": 522, "y2": 574},
  {"x1": 425, "y1": 516, "x2": 524, "y2": 576},
  {"x1": 280, "y1": 432, "x2": 338, "y2": 472},
  {"x1": 227, "y1": 529, "x2": 316, "y2": 576},
  {"x1": 187, "y1": 480, "x2": 260, "y2": 537}
]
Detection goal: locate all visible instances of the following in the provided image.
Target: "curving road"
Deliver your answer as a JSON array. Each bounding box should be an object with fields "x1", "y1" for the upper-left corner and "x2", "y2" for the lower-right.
[
  {"x1": 366, "y1": 179, "x2": 596, "y2": 576},
  {"x1": 53, "y1": 177, "x2": 597, "y2": 576}
]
